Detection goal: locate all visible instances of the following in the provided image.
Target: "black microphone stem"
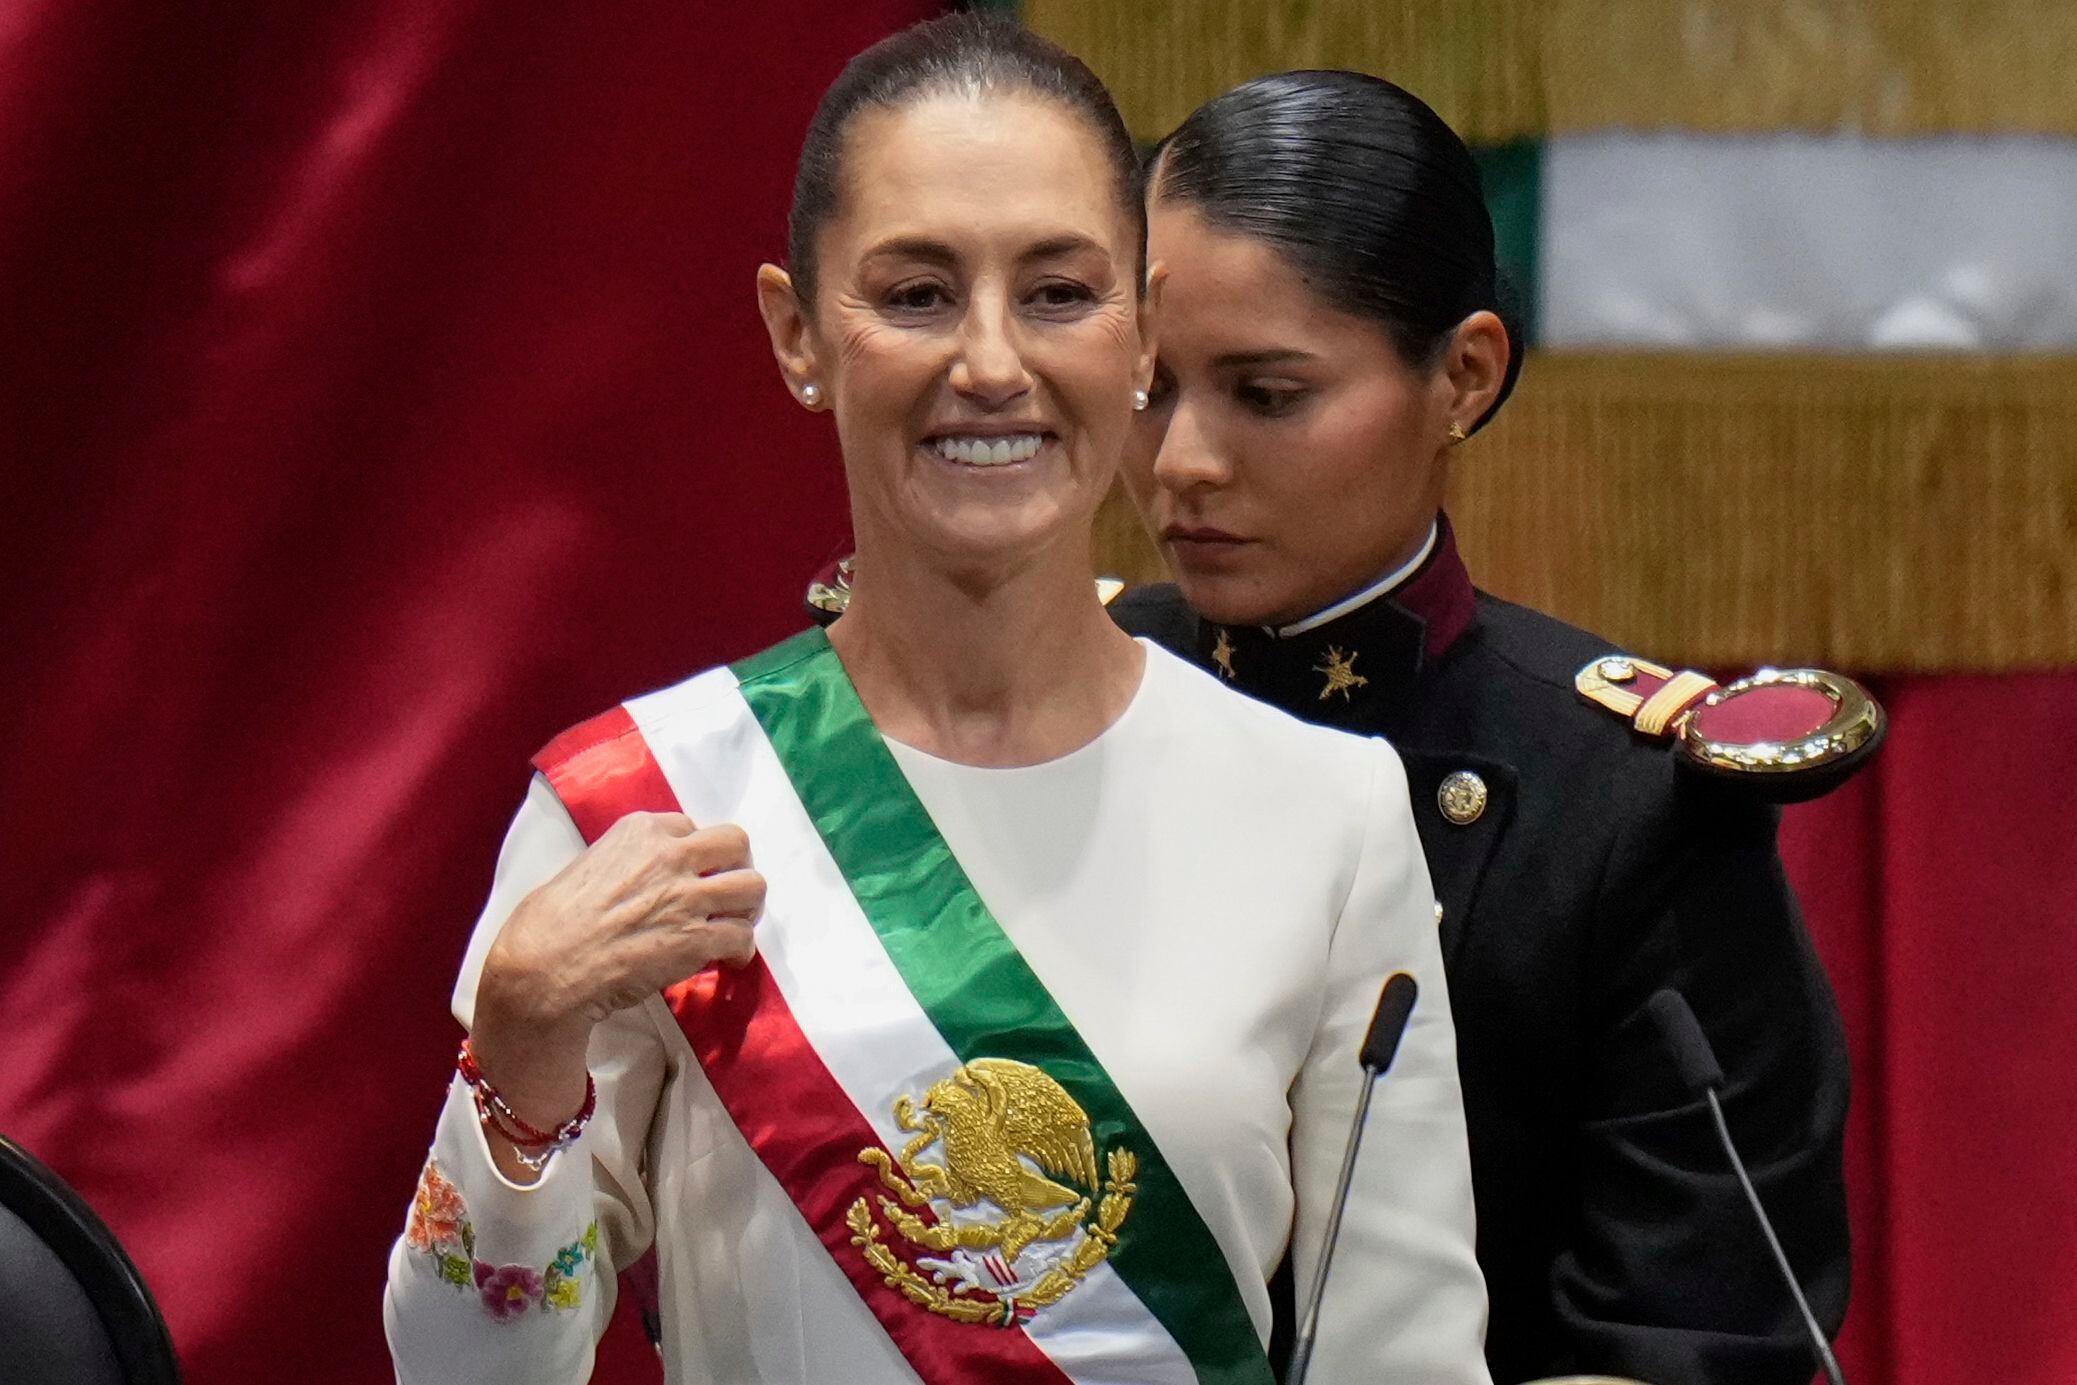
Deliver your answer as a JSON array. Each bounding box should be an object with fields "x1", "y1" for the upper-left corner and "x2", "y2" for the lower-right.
[
  {"x1": 1287, "y1": 971, "x2": 1417, "y2": 1385},
  {"x1": 1284, "y1": 1067, "x2": 1378, "y2": 1385},
  {"x1": 1705, "y1": 1087, "x2": 1847, "y2": 1385}
]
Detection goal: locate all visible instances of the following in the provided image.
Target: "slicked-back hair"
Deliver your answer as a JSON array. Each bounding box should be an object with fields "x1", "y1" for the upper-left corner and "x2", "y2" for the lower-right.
[
  {"x1": 1151, "y1": 70, "x2": 1524, "y2": 432},
  {"x1": 786, "y1": 13, "x2": 1144, "y2": 305}
]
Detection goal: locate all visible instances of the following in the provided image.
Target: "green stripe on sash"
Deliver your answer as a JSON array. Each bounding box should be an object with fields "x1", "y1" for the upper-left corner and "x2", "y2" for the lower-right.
[{"x1": 733, "y1": 628, "x2": 1272, "y2": 1385}]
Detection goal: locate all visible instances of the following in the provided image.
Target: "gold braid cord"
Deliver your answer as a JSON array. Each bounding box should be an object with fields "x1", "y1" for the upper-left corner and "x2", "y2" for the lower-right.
[{"x1": 846, "y1": 1148, "x2": 1139, "y2": 1326}]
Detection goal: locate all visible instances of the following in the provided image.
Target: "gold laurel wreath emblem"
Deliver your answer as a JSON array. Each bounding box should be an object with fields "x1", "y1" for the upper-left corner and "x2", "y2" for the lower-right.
[
  {"x1": 847, "y1": 1147, "x2": 1137, "y2": 1326},
  {"x1": 844, "y1": 1058, "x2": 1137, "y2": 1326}
]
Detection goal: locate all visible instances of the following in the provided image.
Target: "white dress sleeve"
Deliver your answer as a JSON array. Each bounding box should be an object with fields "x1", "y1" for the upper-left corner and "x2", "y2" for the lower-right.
[
  {"x1": 1286, "y1": 738, "x2": 1493, "y2": 1384},
  {"x1": 383, "y1": 774, "x2": 670, "y2": 1384}
]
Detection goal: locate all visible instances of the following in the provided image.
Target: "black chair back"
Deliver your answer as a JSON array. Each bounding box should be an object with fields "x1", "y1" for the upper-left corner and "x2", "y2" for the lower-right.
[{"x1": 0, "y1": 1135, "x2": 180, "y2": 1385}]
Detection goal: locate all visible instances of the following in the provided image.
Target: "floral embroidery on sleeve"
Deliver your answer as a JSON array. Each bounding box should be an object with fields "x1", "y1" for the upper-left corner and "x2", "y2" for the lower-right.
[{"x1": 408, "y1": 1159, "x2": 598, "y2": 1322}]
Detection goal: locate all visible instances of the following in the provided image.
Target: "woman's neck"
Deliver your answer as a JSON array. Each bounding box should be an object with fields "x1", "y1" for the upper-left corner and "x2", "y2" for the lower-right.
[
  {"x1": 826, "y1": 535, "x2": 1144, "y2": 768},
  {"x1": 1274, "y1": 518, "x2": 1440, "y2": 636}
]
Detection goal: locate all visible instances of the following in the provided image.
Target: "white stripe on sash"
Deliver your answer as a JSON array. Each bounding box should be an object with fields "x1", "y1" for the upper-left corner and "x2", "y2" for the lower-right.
[{"x1": 624, "y1": 669, "x2": 1201, "y2": 1385}]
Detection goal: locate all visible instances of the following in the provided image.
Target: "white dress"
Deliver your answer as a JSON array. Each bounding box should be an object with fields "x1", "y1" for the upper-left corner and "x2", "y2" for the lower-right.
[{"x1": 384, "y1": 641, "x2": 1490, "y2": 1383}]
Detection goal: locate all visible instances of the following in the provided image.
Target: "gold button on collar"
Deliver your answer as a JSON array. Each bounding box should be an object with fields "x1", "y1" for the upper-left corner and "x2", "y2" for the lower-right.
[{"x1": 1437, "y1": 770, "x2": 1489, "y2": 825}]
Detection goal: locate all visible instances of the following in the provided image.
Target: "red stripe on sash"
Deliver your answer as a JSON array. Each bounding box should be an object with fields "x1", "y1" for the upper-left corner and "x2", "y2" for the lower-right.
[
  {"x1": 535, "y1": 708, "x2": 1070, "y2": 1384},
  {"x1": 532, "y1": 706, "x2": 675, "y2": 841}
]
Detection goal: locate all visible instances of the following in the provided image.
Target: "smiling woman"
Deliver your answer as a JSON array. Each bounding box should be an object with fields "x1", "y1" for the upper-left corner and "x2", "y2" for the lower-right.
[
  {"x1": 755, "y1": 83, "x2": 1146, "y2": 636},
  {"x1": 382, "y1": 17, "x2": 1491, "y2": 1385}
]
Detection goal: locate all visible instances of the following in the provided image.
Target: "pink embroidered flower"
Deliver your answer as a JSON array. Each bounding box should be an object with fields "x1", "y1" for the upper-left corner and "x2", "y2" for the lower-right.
[
  {"x1": 406, "y1": 1161, "x2": 466, "y2": 1252},
  {"x1": 473, "y1": 1262, "x2": 544, "y2": 1321}
]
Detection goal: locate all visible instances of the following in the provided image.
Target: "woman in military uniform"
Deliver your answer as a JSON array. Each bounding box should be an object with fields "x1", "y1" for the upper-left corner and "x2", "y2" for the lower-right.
[{"x1": 1111, "y1": 71, "x2": 1867, "y2": 1385}]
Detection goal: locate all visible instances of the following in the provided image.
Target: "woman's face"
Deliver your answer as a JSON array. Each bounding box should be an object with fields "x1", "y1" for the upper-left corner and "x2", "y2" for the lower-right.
[
  {"x1": 1123, "y1": 202, "x2": 1458, "y2": 627},
  {"x1": 762, "y1": 91, "x2": 1149, "y2": 575}
]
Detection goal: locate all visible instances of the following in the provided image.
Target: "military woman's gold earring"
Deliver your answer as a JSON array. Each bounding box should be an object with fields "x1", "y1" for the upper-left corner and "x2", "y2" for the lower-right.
[
  {"x1": 1447, "y1": 420, "x2": 1468, "y2": 445},
  {"x1": 800, "y1": 383, "x2": 822, "y2": 408}
]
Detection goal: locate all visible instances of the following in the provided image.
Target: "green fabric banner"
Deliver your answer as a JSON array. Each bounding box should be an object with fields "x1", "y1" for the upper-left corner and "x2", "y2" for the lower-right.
[{"x1": 732, "y1": 628, "x2": 1272, "y2": 1384}]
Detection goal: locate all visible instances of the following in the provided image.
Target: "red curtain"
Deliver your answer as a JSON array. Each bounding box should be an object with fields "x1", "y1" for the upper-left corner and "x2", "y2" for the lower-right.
[
  {"x1": 5, "y1": 8, "x2": 2075, "y2": 1385},
  {"x1": 0, "y1": 3, "x2": 933, "y2": 1382},
  {"x1": 1782, "y1": 675, "x2": 2077, "y2": 1385}
]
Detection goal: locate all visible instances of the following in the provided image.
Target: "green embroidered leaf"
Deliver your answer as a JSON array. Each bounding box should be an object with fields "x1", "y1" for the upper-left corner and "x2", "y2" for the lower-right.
[
  {"x1": 460, "y1": 1222, "x2": 476, "y2": 1257},
  {"x1": 436, "y1": 1253, "x2": 470, "y2": 1288}
]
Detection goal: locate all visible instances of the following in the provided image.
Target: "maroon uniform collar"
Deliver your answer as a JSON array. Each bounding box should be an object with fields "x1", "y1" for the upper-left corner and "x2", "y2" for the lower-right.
[{"x1": 1191, "y1": 512, "x2": 1475, "y2": 712}]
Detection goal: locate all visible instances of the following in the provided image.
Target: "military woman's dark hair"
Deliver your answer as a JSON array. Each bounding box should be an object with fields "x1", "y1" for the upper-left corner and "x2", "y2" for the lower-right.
[
  {"x1": 1151, "y1": 70, "x2": 1524, "y2": 432},
  {"x1": 786, "y1": 14, "x2": 1144, "y2": 305}
]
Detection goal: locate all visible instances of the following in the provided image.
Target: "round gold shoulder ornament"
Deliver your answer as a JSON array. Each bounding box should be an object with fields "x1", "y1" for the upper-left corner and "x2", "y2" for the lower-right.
[
  {"x1": 1575, "y1": 655, "x2": 1884, "y2": 802},
  {"x1": 1677, "y1": 667, "x2": 1885, "y2": 802}
]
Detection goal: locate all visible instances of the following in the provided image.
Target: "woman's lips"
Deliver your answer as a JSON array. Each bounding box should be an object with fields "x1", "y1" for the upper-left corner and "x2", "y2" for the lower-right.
[
  {"x1": 924, "y1": 432, "x2": 1052, "y2": 467},
  {"x1": 1161, "y1": 525, "x2": 1253, "y2": 567},
  {"x1": 1162, "y1": 525, "x2": 1247, "y2": 544}
]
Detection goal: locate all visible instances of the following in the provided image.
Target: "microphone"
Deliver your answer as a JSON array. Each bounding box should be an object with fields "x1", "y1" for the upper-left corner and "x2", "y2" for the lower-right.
[
  {"x1": 1286, "y1": 971, "x2": 1418, "y2": 1385},
  {"x1": 1645, "y1": 989, "x2": 1847, "y2": 1385},
  {"x1": 1360, "y1": 970, "x2": 1420, "y2": 1072}
]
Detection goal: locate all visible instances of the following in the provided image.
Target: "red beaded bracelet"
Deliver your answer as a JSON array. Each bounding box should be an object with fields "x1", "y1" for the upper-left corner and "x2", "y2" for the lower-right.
[{"x1": 457, "y1": 1039, "x2": 596, "y2": 1166}]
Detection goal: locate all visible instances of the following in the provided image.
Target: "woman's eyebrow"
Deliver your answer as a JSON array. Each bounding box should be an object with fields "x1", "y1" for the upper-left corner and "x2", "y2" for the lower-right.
[
  {"x1": 860, "y1": 235, "x2": 959, "y2": 267},
  {"x1": 1023, "y1": 233, "x2": 1106, "y2": 262},
  {"x1": 1214, "y1": 348, "x2": 1314, "y2": 367},
  {"x1": 859, "y1": 233, "x2": 1107, "y2": 268}
]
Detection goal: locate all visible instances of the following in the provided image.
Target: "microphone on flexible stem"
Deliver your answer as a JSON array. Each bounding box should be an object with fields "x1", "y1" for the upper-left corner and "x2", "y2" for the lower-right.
[
  {"x1": 1645, "y1": 988, "x2": 1848, "y2": 1385},
  {"x1": 1285, "y1": 971, "x2": 1419, "y2": 1385}
]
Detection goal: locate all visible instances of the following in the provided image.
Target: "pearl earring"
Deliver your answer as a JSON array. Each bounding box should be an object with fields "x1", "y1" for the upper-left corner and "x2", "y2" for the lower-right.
[
  {"x1": 800, "y1": 383, "x2": 822, "y2": 408},
  {"x1": 1133, "y1": 388, "x2": 1150, "y2": 412}
]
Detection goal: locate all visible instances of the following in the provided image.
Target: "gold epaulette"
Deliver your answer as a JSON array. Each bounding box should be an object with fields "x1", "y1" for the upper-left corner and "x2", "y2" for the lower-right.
[{"x1": 1576, "y1": 655, "x2": 1885, "y2": 801}]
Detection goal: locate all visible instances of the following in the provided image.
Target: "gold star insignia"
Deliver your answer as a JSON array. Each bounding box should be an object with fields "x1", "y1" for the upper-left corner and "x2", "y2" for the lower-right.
[
  {"x1": 1211, "y1": 628, "x2": 1236, "y2": 680},
  {"x1": 1314, "y1": 645, "x2": 1369, "y2": 702}
]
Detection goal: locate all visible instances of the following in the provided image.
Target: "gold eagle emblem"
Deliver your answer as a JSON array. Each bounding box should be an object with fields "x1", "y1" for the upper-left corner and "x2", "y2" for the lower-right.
[{"x1": 850, "y1": 1058, "x2": 1136, "y2": 1326}]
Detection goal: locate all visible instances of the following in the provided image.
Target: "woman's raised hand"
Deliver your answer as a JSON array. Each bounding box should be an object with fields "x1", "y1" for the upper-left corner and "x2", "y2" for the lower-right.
[{"x1": 467, "y1": 811, "x2": 765, "y2": 1146}]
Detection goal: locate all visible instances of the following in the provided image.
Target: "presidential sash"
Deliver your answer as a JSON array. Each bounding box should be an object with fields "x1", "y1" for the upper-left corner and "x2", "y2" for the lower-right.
[{"x1": 533, "y1": 628, "x2": 1272, "y2": 1385}]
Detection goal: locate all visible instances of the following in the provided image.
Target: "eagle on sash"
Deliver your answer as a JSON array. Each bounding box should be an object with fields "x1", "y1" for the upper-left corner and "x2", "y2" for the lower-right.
[
  {"x1": 897, "y1": 1059, "x2": 1101, "y2": 1265},
  {"x1": 853, "y1": 1058, "x2": 1137, "y2": 1323}
]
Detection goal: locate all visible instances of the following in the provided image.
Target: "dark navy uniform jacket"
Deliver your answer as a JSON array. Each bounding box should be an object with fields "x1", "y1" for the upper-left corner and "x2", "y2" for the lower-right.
[{"x1": 1110, "y1": 516, "x2": 1851, "y2": 1385}]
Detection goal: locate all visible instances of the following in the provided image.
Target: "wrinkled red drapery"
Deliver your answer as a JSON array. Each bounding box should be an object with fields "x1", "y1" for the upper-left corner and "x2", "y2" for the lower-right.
[
  {"x1": 1783, "y1": 677, "x2": 2077, "y2": 1385},
  {"x1": 0, "y1": 3, "x2": 934, "y2": 1381},
  {"x1": 4, "y1": 7, "x2": 2076, "y2": 1385}
]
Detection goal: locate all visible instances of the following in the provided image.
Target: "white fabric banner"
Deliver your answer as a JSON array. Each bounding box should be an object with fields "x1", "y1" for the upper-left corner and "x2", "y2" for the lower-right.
[
  {"x1": 1542, "y1": 133, "x2": 2077, "y2": 350},
  {"x1": 625, "y1": 666, "x2": 1199, "y2": 1385}
]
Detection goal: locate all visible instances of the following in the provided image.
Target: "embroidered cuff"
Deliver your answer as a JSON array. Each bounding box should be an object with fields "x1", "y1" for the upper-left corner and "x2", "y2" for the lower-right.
[
  {"x1": 406, "y1": 1157, "x2": 600, "y2": 1321},
  {"x1": 425, "y1": 1076, "x2": 600, "y2": 1288}
]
